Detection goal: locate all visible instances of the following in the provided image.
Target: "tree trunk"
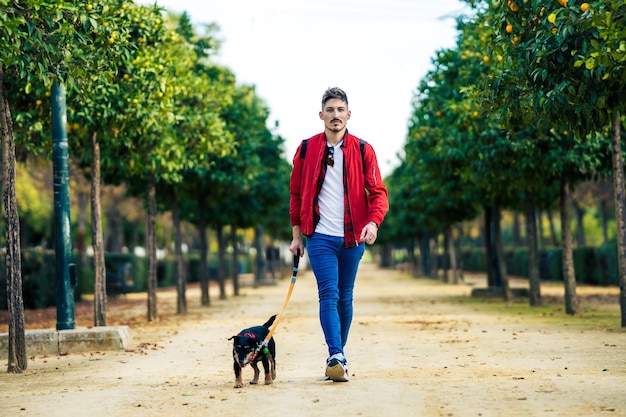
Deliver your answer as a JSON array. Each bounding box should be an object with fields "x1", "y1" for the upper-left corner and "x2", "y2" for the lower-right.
[
  {"x1": 560, "y1": 177, "x2": 578, "y2": 315},
  {"x1": 609, "y1": 111, "x2": 626, "y2": 327},
  {"x1": 420, "y1": 231, "x2": 430, "y2": 278},
  {"x1": 512, "y1": 212, "x2": 522, "y2": 247},
  {"x1": 1, "y1": 70, "x2": 27, "y2": 372},
  {"x1": 446, "y1": 226, "x2": 459, "y2": 284},
  {"x1": 0, "y1": 76, "x2": 5, "y2": 319},
  {"x1": 455, "y1": 226, "x2": 464, "y2": 282},
  {"x1": 442, "y1": 226, "x2": 451, "y2": 283},
  {"x1": 494, "y1": 202, "x2": 513, "y2": 301},
  {"x1": 547, "y1": 208, "x2": 559, "y2": 247},
  {"x1": 484, "y1": 206, "x2": 496, "y2": 287},
  {"x1": 429, "y1": 235, "x2": 438, "y2": 279},
  {"x1": 172, "y1": 190, "x2": 187, "y2": 315},
  {"x1": 526, "y1": 192, "x2": 541, "y2": 306},
  {"x1": 572, "y1": 200, "x2": 586, "y2": 247},
  {"x1": 0, "y1": 94, "x2": 4, "y2": 247},
  {"x1": 405, "y1": 239, "x2": 416, "y2": 276},
  {"x1": 380, "y1": 243, "x2": 393, "y2": 268},
  {"x1": 91, "y1": 131, "x2": 107, "y2": 326},
  {"x1": 600, "y1": 199, "x2": 609, "y2": 245},
  {"x1": 231, "y1": 226, "x2": 239, "y2": 296},
  {"x1": 254, "y1": 225, "x2": 263, "y2": 288},
  {"x1": 217, "y1": 223, "x2": 226, "y2": 300},
  {"x1": 197, "y1": 193, "x2": 210, "y2": 306},
  {"x1": 147, "y1": 176, "x2": 158, "y2": 321},
  {"x1": 537, "y1": 211, "x2": 544, "y2": 248}
]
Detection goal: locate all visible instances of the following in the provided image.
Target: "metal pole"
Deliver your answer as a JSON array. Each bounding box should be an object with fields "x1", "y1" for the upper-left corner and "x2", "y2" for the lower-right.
[{"x1": 51, "y1": 82, "x2": 75, "y2": 330}]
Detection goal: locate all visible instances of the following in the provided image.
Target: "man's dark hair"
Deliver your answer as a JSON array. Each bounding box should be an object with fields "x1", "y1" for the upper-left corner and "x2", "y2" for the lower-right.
[{"x1": 322, "y1": 87, "x2": 348, "y2": 107}]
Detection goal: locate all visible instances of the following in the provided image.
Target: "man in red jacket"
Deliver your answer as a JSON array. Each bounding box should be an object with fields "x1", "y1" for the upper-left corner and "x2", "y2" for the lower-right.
[{"x1": 289, "y1": 87, "x2": 389, "y2": 382}]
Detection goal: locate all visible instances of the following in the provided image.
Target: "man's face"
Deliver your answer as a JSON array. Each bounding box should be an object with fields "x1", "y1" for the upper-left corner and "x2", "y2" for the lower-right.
[{"x1": 319, "y1": 98, "x2": 350, "y2": 133}]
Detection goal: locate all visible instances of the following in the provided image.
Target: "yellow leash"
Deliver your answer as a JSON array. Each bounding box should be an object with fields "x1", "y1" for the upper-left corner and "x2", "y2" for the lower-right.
[{"x1": 260, "y1": 250, "x2": 300, "y2": 353}]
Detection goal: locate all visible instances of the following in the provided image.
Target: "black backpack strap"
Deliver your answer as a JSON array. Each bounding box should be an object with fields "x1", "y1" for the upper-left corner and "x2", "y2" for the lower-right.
[
  {"x1": 299, "y1": 139, "x2": 309, "y2": 159},
  {"x1": 359, "y1": 138, "x2": 367, "y2": 174},
  {"x1": 300, "y1": 137, "x2": 366, "y2": 174}
]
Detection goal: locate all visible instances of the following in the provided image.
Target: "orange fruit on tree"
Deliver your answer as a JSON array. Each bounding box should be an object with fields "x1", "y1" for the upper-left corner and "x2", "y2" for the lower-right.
[
  {"x1": 580, "y1": 3, "x2": 589, "y2": 12},
  {"x1": 506, "y1": 24, "x2": 514, "y2": 33},
  {"x1": 557, "y1": 0, "x2": 567, "y2": 6},
  {"x1": 507, "y1": 1, "x2": 519, "y2": 12}
]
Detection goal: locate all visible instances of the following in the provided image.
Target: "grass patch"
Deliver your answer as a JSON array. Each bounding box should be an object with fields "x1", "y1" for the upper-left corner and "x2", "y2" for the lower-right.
[{"x1": 444, "y1": 294, "x2": 624, "y2": 332}]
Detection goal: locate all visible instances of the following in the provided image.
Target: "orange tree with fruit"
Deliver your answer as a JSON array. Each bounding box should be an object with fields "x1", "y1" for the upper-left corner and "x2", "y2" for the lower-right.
[
  {"x1": 66, "y1": 2, "x2": 202, "y2": 323},
  {"x1": 405, "y1": 11, "x2": 571, "y2": 299},
  {"x1": 401, "y1": 17, "x2": 522, "y2": 290},
  {"x1": 67, "y1": 1, "x2": 157, "y2": 328},
  {"x1": 471, "y1": 0, "x2": 626, "y2": 322},
  {"x1": 394, "y1": 1, "x2": 614, "y2": 310},
  {"x1": 401, "y1": 46, "x2": 484, "y2": 283},
  {"x1": 93, "y1": 6, "x2": 238, "y2": 321},
  {"x1": 1, "y1": 0, "x2": 138, "y2": 373}
]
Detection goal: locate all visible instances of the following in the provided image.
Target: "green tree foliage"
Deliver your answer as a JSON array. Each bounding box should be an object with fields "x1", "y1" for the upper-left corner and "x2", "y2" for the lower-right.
[
  {"x1": 389, "y1": 0, "x2": 620, "y2": 311},
  {"x1": 1, "y1": 0, "x2": 136, "y2": 373},
  {"x1": 479, "y1": 0, "x2": 624, "y2": 317},
  {"x1": 15, "y1": 160, "x2": 53, "y2": 245}
]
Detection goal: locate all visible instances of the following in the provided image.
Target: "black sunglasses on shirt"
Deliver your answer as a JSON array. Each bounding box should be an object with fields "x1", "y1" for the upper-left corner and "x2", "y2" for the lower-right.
[{"x1": 326, "y1": 146, "x2": 334, "y2": 167}]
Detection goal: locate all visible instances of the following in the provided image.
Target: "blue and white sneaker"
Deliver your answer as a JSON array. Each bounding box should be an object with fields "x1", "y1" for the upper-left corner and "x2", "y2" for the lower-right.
[{"x1": 325, "y1": 354, "x2": 349, "y2": 382}]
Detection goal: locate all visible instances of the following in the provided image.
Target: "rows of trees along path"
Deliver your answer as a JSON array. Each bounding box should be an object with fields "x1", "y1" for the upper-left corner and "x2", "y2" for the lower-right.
[
  {"x1": 384, "y1": 0, "x2": 626, "y2": 324},
  {"x1": 1, "y1": 1, "x2": 289, "y2": 373},
  {"x1": 3, "y1": 0, "x2": 626, "y2": 375}
]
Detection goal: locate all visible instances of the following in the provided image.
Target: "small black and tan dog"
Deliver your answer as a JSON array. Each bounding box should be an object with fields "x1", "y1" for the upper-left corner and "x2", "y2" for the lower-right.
[{"x1": 228, "y1": 315, "x2": 277, "y2": 388}]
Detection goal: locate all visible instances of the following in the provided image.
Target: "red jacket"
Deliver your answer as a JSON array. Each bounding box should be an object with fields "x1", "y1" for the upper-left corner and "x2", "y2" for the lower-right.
[{"x1": 289, "y1": 132, "x2": 389, "y2": 246}]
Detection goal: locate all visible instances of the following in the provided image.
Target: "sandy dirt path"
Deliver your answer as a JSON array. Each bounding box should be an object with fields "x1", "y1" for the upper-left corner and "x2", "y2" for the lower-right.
[{"x1": 1, "y1": 262, "x2": 625, "y2": 417}]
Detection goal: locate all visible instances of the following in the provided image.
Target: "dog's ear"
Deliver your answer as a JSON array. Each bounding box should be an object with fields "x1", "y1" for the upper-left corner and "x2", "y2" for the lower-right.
[{"x1": 228, "y1": 335, "x2": 237, "y2": 341}]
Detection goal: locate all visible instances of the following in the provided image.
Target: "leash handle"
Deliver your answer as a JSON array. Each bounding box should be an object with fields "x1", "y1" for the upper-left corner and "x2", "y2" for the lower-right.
[{"x1": 293, "y1": 249, "x2": 300, "y2": 275}]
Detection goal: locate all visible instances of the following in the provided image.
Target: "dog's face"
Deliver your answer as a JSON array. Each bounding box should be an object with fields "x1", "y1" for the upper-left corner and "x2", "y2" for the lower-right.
[{"x1": 231, "y1": 332, "x2": 259, "y2": 368}]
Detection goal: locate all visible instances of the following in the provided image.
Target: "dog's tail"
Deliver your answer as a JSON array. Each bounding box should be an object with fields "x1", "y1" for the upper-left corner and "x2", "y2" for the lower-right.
[{"x1": 263, "y1": 314, "x2": 277, "y2": 329}]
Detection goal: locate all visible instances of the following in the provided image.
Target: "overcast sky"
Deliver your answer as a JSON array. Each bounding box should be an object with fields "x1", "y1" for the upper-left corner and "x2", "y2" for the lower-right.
[{"x1": 141, "y1": 0, "x2": 470, "y2": 176}]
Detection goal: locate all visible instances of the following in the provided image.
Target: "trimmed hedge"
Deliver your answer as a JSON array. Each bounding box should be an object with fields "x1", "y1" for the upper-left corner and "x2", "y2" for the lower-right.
[
  {"x1": 0, "y1": 251, "x2": 254, "y2": 310},
  {"x1": 461, "y1": 245, "x2": 619, "y2": 286}
]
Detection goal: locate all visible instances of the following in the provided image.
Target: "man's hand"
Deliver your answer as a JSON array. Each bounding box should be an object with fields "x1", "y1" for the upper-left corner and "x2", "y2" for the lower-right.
[
  {"x1": 360, "y1": 222, "x2": 378, "y2": 245},
  {"x1": 290, "y1": 226, "x2": 305, "y2": 256}
]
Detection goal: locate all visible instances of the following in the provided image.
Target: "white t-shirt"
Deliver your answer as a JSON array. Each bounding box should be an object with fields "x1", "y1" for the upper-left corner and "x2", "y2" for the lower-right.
[{"x1": 315, "y1": 142, "x2": 344, "y2": 237}]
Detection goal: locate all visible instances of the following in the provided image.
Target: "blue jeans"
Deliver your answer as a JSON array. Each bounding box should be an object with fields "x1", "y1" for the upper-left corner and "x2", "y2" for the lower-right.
[{"x1": 306, "y1": 232, "x2": 365, "y2": 358}]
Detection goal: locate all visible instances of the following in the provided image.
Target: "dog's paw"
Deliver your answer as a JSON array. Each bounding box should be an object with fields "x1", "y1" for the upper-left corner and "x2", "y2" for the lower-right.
[{"x1": 233, "y1": 383, "x2": 244, "y2": 389}]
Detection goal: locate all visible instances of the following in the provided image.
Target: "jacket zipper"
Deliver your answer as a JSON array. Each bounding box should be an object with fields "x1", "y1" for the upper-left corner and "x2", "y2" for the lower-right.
[{"x1": 344, "y1": 146, "x2": 359, "y2": 246}]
